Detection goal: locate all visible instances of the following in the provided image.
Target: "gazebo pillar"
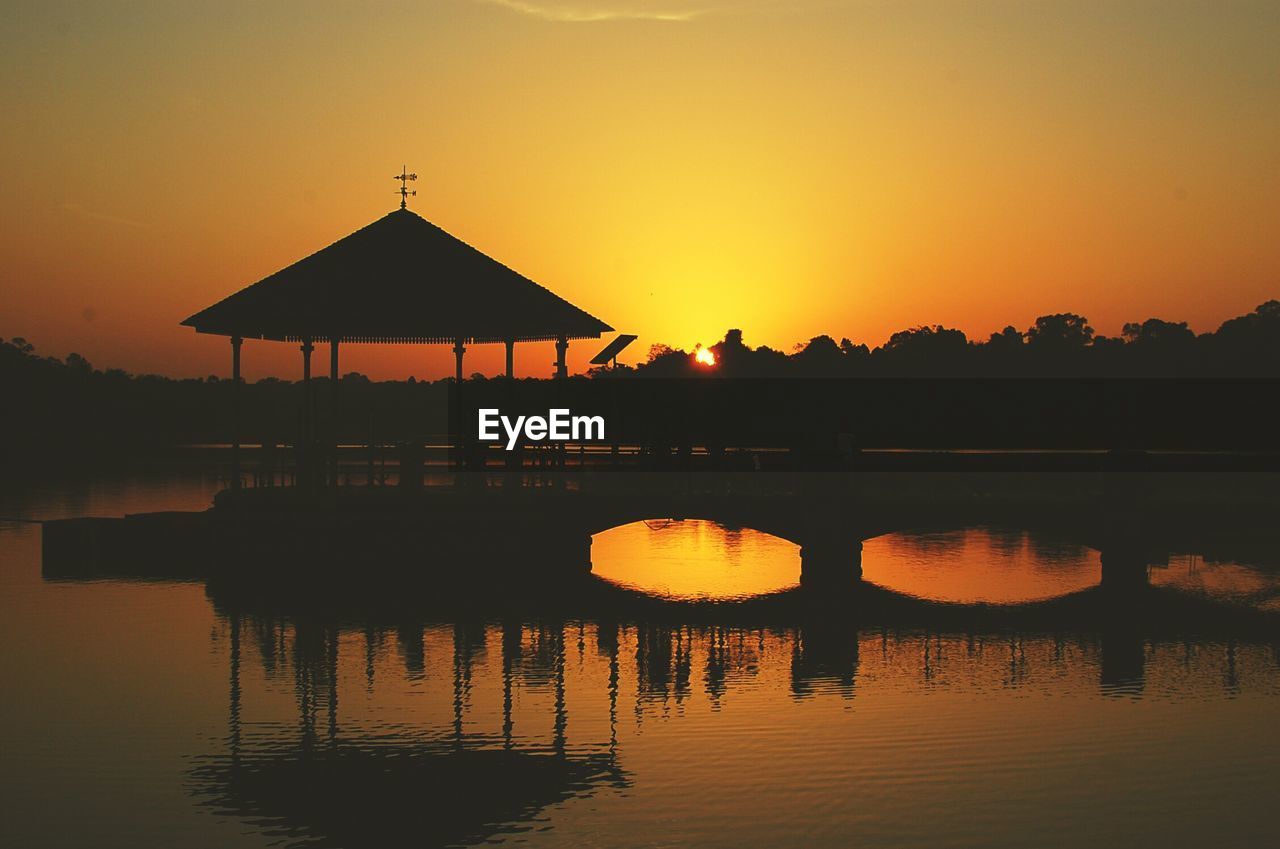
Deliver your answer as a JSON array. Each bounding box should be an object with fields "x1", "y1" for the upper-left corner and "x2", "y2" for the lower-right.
[
  {"x1": 555, "y1": 335, "x2": 568, "y2": 379},
  {"x1": 505, "y1": 339, "x2": 515, "y2": 379},
  {"x1": 230, "y1": 335, "x2": 242, "y2": 490},
  {"x1": 301, "y1": 338, "x2": 314, "y2": 398},
  {"x1": 453, "y1": 338, "x2": 466, "y2": 383},
  {"x1": 301, "y1": 338, "x2": 314, "y2": 484},
  {"x1": 329, "y1": 337, "x2": 339, "y2": 487}
]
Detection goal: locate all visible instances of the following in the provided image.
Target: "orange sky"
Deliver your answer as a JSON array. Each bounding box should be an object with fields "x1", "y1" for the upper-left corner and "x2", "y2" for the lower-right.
[{"x1": 1, "y1": 0, "x2": 1277, "y2": 380}]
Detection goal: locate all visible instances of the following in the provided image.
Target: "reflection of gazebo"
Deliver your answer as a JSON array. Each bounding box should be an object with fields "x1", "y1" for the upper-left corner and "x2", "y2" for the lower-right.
[
  {"x1": 189, "y1": 613, "x2": 625, "y2": 848},
  {"x1": 181, "y1": 203, "x2": 612, "y2": 485}
]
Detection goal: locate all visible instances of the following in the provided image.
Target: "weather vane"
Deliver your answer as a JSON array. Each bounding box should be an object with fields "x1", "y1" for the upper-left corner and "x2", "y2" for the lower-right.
[{"x1": 395, "y1": 166, "x2": 418, "y2": 209}]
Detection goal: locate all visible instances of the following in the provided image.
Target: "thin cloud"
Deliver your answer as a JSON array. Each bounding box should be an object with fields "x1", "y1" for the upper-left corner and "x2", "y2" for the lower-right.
[
  {"x1": 476, "y1": 0, "x2": 814, "y2": 23},
  {"x1": 478, "y1": 0, "x2": 707, "y2": 22}
]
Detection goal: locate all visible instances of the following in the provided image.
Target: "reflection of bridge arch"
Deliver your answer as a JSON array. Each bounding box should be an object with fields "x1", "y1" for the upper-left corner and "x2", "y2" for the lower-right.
[
  {"x1": 577, "y1": 499, "x2": 861, "y2": 588},
  {"x1": 855, "y1": 526, "x2": 1112, "y2": 603},
  {"x1": 575, "y1": 496, "x2": 1141, "y2": 592}
]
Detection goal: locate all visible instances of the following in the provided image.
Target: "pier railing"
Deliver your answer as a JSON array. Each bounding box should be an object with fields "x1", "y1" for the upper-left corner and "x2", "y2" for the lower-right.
[{"x1": 191, "y1": 441, "x2": 1280, "y2": 492}]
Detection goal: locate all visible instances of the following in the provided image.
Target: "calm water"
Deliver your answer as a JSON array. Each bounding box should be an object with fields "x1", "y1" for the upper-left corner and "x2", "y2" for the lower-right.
[{"x1": 3, "y1": 472, "x2": 1280, "y2": 848}]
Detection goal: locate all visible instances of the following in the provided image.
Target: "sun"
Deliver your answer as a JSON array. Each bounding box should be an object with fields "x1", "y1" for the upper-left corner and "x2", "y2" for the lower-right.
[{"x1": 694, "y1": 344, "x2": 716, "y2": 366}]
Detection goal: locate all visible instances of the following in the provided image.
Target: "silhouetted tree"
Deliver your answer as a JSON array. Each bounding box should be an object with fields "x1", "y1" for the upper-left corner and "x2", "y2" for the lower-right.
[
  {"x1": 65, "y1": 352, "x2": 93, "y2": 373},
  {"x1": 1122, "y1": 318, "x2": 1194, "y2": 346},
  {"x1": 874, "y1": 325, "x2": 969, "y2": 374},
  {"x1": 792, "y1": 335, "x2": 845, "y2": 376},
  {"x1": 1206, "y1": 300, "x2": 1280, "y2": 374},
  {"x1": 1026, "y1": 313, "x2": 1094, "y2": 349},
  {"x1": 710, "y1": 329, "x2": 749, "y2": 372},
  {"x1": 839, "y1": 337, "x2": 870, "y2": 358},
  {"x1": 987, "y1": 326, "x2": 1024, "y2": 350}
]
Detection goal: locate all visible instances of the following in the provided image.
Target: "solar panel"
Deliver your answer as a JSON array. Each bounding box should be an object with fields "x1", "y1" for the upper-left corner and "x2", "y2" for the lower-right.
[{"x1": 590, "y1": 334, "x2": 638, "y2": 365}]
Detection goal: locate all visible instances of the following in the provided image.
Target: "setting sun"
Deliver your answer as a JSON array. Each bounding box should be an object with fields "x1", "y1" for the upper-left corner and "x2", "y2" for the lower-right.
[{"x1": 694, "y1": 345, "x2": 716, "y2": 366}]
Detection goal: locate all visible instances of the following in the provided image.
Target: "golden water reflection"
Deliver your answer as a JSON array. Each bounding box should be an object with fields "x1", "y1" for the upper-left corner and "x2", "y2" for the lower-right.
[
  {"x1": 1152, "y1": 554, "x2": 1280, "y2": 612},
  {"x1": 594, "y1": 521, "x2": 1104, "y2": 604},
  {"x1": 193, "y1": 615, "x2": 1280, "y2": 849},
  {"x1": 7, "y1": 492, "x2": 1280, "y2": 849},
  {"x1": 863, "y1": 527, "x2": 1103, "y2": 603},
  {"x1": 591, "y1": 519, "x2": 800, "y2": 600}
]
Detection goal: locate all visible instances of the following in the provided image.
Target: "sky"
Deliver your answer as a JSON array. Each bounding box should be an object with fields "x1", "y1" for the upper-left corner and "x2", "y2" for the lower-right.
[{"x1": 1, "y1": 0, "x2": 1277, "y2": 380}]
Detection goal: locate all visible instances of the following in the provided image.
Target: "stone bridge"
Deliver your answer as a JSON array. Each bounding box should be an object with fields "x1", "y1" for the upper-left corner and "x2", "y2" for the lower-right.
[
  {"x1": 43, "y1": 470, "x2": 1279, "y2": 597},
  {"x1": 205, "y1": 470, "x2": 1271, "y2": 594}
]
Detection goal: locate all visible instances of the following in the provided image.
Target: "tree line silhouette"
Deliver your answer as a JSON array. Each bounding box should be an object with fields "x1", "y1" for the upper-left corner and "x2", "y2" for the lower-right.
[
  {"x1": 625, "y1": 301, "x2": 1280, "y2": 378},
  {"x1": 2, "y1": 300, "x2": 1277, "y2": 467}
]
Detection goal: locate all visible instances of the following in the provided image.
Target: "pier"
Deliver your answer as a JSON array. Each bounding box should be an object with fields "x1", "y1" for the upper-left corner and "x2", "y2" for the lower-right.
[{"x1": 40, "y1": 461, "x2": 1280, "y2": 599}]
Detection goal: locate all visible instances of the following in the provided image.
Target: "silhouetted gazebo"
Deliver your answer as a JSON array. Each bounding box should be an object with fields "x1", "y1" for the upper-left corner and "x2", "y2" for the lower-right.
[
  {"x1": 181, "y1": 204, "x2": 612, "y2": 486},
  {"x1": 182, "y1": 206, "x2": 612, "y2": 380}
]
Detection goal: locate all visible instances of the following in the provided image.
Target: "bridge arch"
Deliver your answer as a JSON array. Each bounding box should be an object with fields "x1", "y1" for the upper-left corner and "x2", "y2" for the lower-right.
[
  {"x1": 858, "y1": 526, "x2": 1108, "y2": 603},
  {"x1": 588, "y1": 518, "x2": 807, "y2": 599},
  {"x1": 579, "y1": 507, "x2": 862, "y2": 590},
  {"x1": 560, "y1": 493, "x2": 1145, "y2": 595},
  {"x1": 582, "y1": 511, "x2": 806, "y2": 549}
]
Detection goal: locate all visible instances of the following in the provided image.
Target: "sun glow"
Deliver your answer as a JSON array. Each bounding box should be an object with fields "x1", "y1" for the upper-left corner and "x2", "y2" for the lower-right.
[{"x1": 694, "y1": 345, "x2": 716, "y2": 366}]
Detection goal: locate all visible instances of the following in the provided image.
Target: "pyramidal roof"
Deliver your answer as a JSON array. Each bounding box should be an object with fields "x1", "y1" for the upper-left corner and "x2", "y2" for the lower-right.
[{"x1": 181, "y1": 209, "x2": 612, "y2": 344}]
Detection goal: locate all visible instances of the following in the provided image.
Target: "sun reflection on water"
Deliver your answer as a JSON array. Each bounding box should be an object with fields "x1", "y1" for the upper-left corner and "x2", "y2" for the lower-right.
[
  {"x1": 862, "y1": 527, "x2": 1103, "y2": 603},
  {"x1": 594, "y1": 522, "x2": 1108, "y2": 604}
]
